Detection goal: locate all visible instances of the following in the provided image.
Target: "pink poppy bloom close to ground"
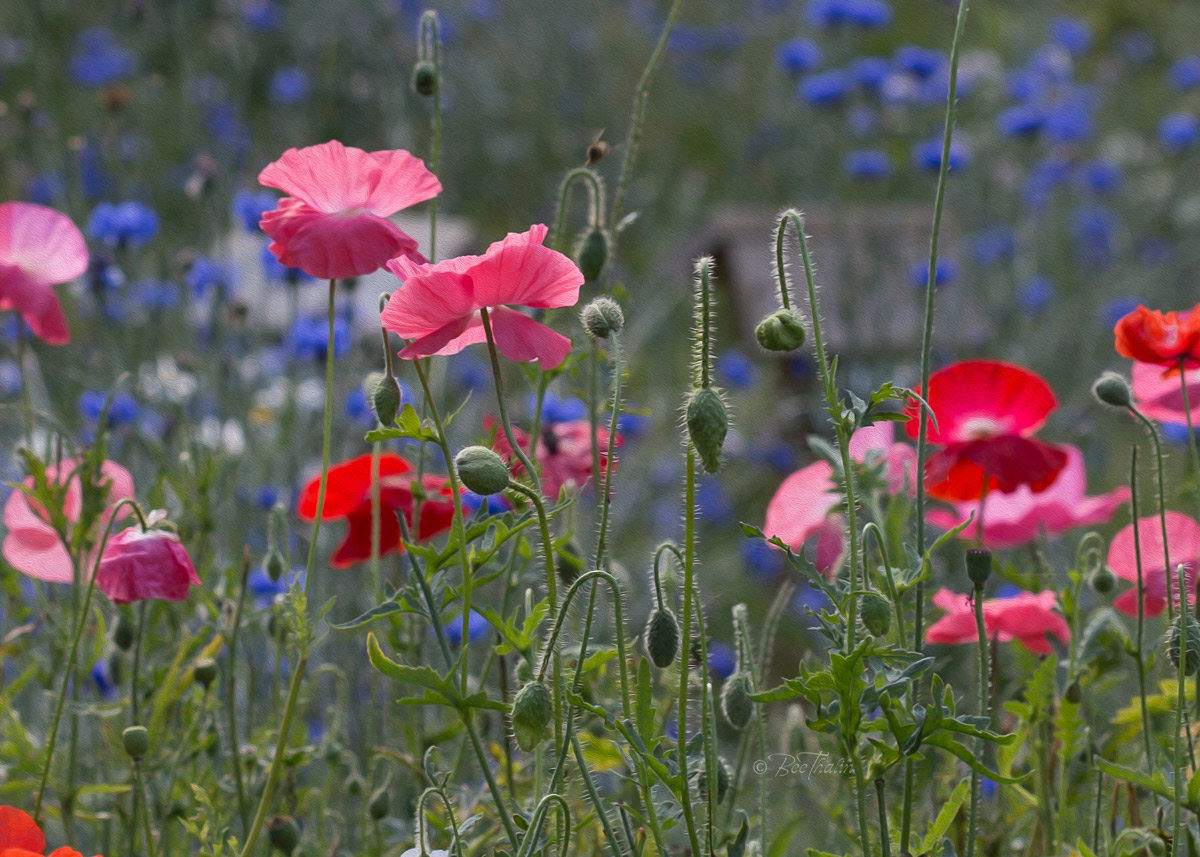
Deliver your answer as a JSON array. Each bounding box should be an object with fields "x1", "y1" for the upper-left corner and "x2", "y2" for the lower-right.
[
  {"x1": 258, "y1": 140, "x2": 441, "y2": 280},
  {"x1": 849, "y1": 422, "x2": 918, "y2": 496},
  {"x1": 490, "y1": 418, "x2": 621, "y2": 499},
  {"x1": 763, "y1": 461, "x2": 847, "y2": 576},
  {"x1": 95, "y1": 523, "x2": 200, "y2": 605},
  {"x1": 926, "y1": 588, "x2": 1070, "y2": 654},
  {"x1": 1130, "y1": 360, "x2": 1200, "y2": 424},
  {"x1": 381, "y1": 224, "x2": 584, "y2": 369},
  {"x1": 0, "y1": 201, "x2": 89, "y2": 344},
  {"x1": 927, "y1": 445, "x2": 1129, "y2": 549},
  {"x1": 1108, "y1": 511, "x2": 1200, "y2": 617},
  {"x1": 2, "y1": 459, "x2": 135, "y2": 583}
]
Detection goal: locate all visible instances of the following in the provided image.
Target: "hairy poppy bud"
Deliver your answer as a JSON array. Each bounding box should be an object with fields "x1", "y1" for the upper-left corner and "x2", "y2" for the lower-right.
[
  {"x1": 1091, "y1": 372, "x2": 1132, "y2": 409},
  {"x1": 696, "y1": 758, "x2": 732, "y2": 803},
  {"x1": 193, "y1": 658, "x2": 218, "y2": 689},
  {"x1": 859, "y1": 592, "x2": 891, "y2": 637},
  {"x1": 720, "y1": 672, "x2": 755, "y2": 730},
  {"x1": 368, "y1": 786, "x2": 390, "y2": 820},
  {"x1": 114, "y1": 614, "x2": 135, "y2": 651},
  {"x1": 686, "y1": 387, "x2": 728, "y2": 474},
  {"x1": 755, "y1": 308, "x2": 807, "y2": 352},
  {"x1": 344, "y1": 773, "x2": 365, "y2": 796},
  {"x1": 645, "y1": 607, "x2": 680, "y2": 668},
  {"x1": 1167, "y1": 613, "x2": 1200, "y2": 676},
  {"x1": 581, "y1": 297, "x2": 624, "y2": 340},
  {"x1": 1064, "y1": 680, "x2": 1083, "y2": 705},
  {"x1": 511, "y1": 681, "x2": 554, "y2": 751},
  {"x1": 1090, "y1": 565, "x2": 1116, "y2": 595},
  {"x1": 455, "y1": 446, "x2": 510, "y2": 496},
  {"x1": 268, "y1": 815, "x2": 300, "y2": 855},
  {"x1": 412, "y1": 61, "x2": 436, "y2": 96},
  {"x1": 263, "y1": 546, "x2": 287, "y2": 583},
  {"x1": 577, "y1": 229, "x2": 608, "y2": 283},
  {"x1": 371, "y1": 373, "x2": 402, "y2": 425},
  {"x1": 123, "y1": 725, "x2": 150, "y2": 758},
  {"x1": 966, "y1": 548, "x2": 992, "y2": 589}
]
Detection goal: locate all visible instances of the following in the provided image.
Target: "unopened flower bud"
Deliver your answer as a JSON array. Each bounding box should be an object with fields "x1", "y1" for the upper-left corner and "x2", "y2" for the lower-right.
[
  {"x1": 193, "y1": 658, "x2": 218, "y2": 689},
  {"x1": 114, "y1": 614, "x2": 135, "y2": 651},
  {"x1": 1092, "y1": 372, "x2": 1132, "y2": 409},
  {"x1": 268, "y1": 815, "x2": 300, "y2": 855},
  {"x1": 371, "y1": 373, "x2": 402, "y2": 425},
  {"x1": 511, "y1": 680, "x2": 554, "y2": 751},
  {"x1": 1168, "y1": 613, "x2": 1200, "y2": 676},
  {"x1": 686, "y1": 387, "x2": 728, "y2": 474},
  {"x1": 412, "y1": 61, "x2": 436, "y2": 97},
  {"x1": 455, "y1": 446, "x2": 510, "y2": 496},
  {"x1": 581, "y1": 297, "x2": 624, "y2": 340},
  {"x1": 966, "y1": 548, "x2": 992, "y2": 589},
  {"x1": 1090, "y1": 565, "x2": 1116, "y2": 595},
  {"x1": 123, "y1": 725, "x2": 150, "y2": 758},
  {"x1": 645, "y1": 607, "x2": 680, "y2": 668},
  {"x1": 263, "y1": 547, "x2": 287, "y2": 583},
  {"x1": 1064, "y1": 680, "x2": 1083, "y2": 705},
  {"x1": 695, "y1": 758, "x2": 732, "y2": 803},
  {"x1": 859, "y1": 592, "x2": 891, "y2": 637},
  {"x1": 368, "y1": 785, "x2": 390, "y2": 820},
  {"x1": 720, "y1": 672, "x2": 755, "y2": 730},
  {"x1": 755, "y1": 308, "x2": 807, "y2": 352},
  {"x1": 344, "y1": 773, "x2": 366, "y2": 796},
  {"x1": 577, "y1": 229, "x2": 608, "y2": 282}
]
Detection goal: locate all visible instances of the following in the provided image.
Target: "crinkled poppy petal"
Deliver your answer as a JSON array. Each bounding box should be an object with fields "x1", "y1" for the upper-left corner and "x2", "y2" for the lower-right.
[
  {"x1": 381, "y1": 270, "x2": 476, "y2": 340},
  {"x1": 396, "y1": 313, "x2": 487, "y2": 361},
  {"x1": 462, "y1": 225, "x2": 583, "y2": 310},
  {"x1": 95, "y1": 528, "x2": 200, "y2": 605},
  {"x1": 361, "y1": 149, "x2": 442, "y2": 215},
  {"x1": 0, "y1": 805, "x2": 45, "y2": 852},
  {"x1": 297, "y1": 453, "x2": 411, "y2": 520},
  {"x1": 814, "y1": 515, "x2": 845, "y2": 577},
  {"x1": 0, "y1": 201, "x2": 89, "y2": 285},
  {"x1": 258, "y1": 140, "x2": 387, "y2": 212},
  {"x1": 330, "y1": 504, "x2": 403, "y2": 568},
  {"x1": 904, "y1": 360, "x2": 1058, "y2": 444},
  {"x1": 262, "y1": 200, "x2": 422, "y2": 280},
  {"x1": 764, "y1": 461, "x2": 840, "y2": 551},
  {"x1": 0, "y1": 264, "x2": 70, "y2": 344},
  {"x1": 1115, "y1": 305, "x2": 1200, "y2": 368},
  {"x1": 487, "y1": 306, "x2": 573, "y2": 368},
  {"x1": 925, "y1": 437, "x2": 1067, "y2": 502},
  {"x1": 414, "y1": 476, "x2": 458, "y2": 541}
]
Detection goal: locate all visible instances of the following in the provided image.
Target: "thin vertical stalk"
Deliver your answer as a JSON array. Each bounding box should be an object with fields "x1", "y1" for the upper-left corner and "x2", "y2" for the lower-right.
[
  {"x1": 1173, "y1": 562, "x2": 1188, "y2": 857},
  {"x1": 966, "y1": 585, "x2": 989, "y2": 857},
  {"x1": 1130, "y1": 446, "x2": 1155, "y2": 767},
  {"x1": 227, "y1": 551, "x2": 251, "y2": 835},
  {"x1": 1128, "y1": 405, "x2": 1175, "y2": 621}
]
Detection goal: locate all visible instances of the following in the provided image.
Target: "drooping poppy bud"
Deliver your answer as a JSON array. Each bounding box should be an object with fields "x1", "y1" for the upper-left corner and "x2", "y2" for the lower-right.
[
  {"x1": 123, "y1": 725, "x2": 150, "y2": 758},
  {"x1": 511, "y1": 680, "x2": 554, "y2": 751},
  {"x1": 455, "y1": 446, "x2": 511, "y2": 496},
  {"x1": 645, "y1": 606, "x2": 680, "y2": 669},
  {"x1": 1091, "y1": 371, "x2": 1133, "y2": 409},
  {"x1": 966, "y1": 548, "x2": 992, "y2": 589},
  {"x1": 755, "y1": 308, "x2": 807, "y2": 352},
  {"x1": 371, "y1": 373, "x2": 402, "y2": 425},
  {"x1": 581, "y1": 296, "x2": 624, "y2": 341},
  {"x1": 577, "y1": 229, "x2": 608, "y2": 283},
  {"x1": 859, "y1": 592, "x2": 892, "y2": 637},
  {"x1": 686, "y1": 387, "x2": 728, "y2": 474},
  {"x1": 268, "y1": 815, "x2": 300, "y2": 855},
  {"x1": 720, "y1": 672, "x2": 755, "y2": 730},
  {"x1": 412, "y1": 61, "x2": 436, "y2": 96}
]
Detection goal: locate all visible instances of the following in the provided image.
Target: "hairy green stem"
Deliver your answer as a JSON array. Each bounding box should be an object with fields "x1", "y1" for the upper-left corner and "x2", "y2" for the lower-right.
[
  {"x1": 1130, "y1": 446, "x2": 1155, "y2": 767},
  {"x1": 966, "y1": 580, "x2": 989, "y2": 857}
]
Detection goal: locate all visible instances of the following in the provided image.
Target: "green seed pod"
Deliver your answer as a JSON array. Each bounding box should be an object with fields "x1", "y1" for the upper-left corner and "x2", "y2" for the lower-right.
[
  {"x1": 114, "y1": 614, "x2": 135, "y2": 651},
  {"x1": 966, "y1": 548, "x2": 992, "y2": 589},
  {"x1": 686, "y1": 387, "x2": 728, "y2": 474},
  {"x1": 859, "y1": 592, "x2": 892, "y2": 638},
  {"x1": 1167, "y1": 613, "x2": 1200, "y2": 676},
  {"x1": 455, "y1": 445, "x2": 510, "y2": 496},
  {"x1": 720, "y1": 672, "x2": 755, "y2": 730},
  {"x1": 755, "y1": 308, "x2": 807, "y2": 352},
  {"x1": 1090, "y1": 565, "x2": 1116, "y2": 595},
  {"x1": 1091, "y1": 372, "x2": 1132, "y2": 409},
  {"x1": 371, "y1": 373, "x2": 402, "y2": 426},
  {"x1": 123, "y1": 725, "x2": 150, "y2": 758},
  {"x1": 1064, "y1": 680, "x2": 1083, "y2": 705},
  {"x1": 344, "y1": 773, "x2": 366, "y2": 797},
  {"x1": 412, "y1": 61, "x2": 436, "y2": 97},
  {"x1": 645, "y1": 607, "x2": 680, "y2": 669},
  {"x1": 268, "y1": 814, "x2": 300, "y2": 855},
  {"x1": 581, "y1": 296, "x2": 624, "y2": 340},
  {"x1": 193, "y1": 658, "x2": 218, "y2": 689},
  {"x1": 577, "y1": 229, "x2": 608, "y2": 283},
  {"x1": 511, "y1": 681, "x2": 554, "y2": 751},
  {"x1": 696, "y1": 758, "x2": 732, "y2": 804},
  {"x1": 263, "y1": 546, "x2": 287, "y2": 583},
  {"x1": 368, "y1": 786, "x2": 390, "y2": 820}
]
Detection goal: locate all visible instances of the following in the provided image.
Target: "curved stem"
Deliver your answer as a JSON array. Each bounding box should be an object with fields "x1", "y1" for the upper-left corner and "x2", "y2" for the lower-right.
[
  {"x1": 419, "y1": 11, "x2": 441, "y2": 263},
  {"x1": 1173, "y1": 562, "x2": 1187, "y2": 857},
  {"x1": 516, "y1": 793, "x2": 572, "y2": 857},
  {"x1": 551, "y1": 167, "x2": 604, "y2": 251},
  {"x1": 862, "y1": 522, "x2": 904, "y2": 648},
  {"x1": 1129, "y1": 405, "x2": 1175, "y2": 621},
  {"x1": 1130, "y1": 446, "x2": 1155, "y2": 767}
]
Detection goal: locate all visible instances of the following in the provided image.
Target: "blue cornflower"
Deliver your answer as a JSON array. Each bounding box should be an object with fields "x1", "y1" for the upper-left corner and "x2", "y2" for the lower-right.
[
  {"x1": 1160, "y1": 113, "x2": 1200, "y2": 152},
  {"x1": 843, "y1": 149, "x2": 890, "y2": 180},
  {"x1": 911, "y1": 137, "x2": 969, "y2": 173},
  {"x1": 0, "y1": 360, "x2": 21, "y2": 396},
  {"x1": 1043, "y1": 94, "x2": 1094, "y2": 143},
  {"x1": 87, "y1": 201, "x2": 159, "y2": 248},
  {"x1": 1071, "y1": 204, "x2": 1117, "y2": 267},
  {"x1": 25, "y1": 173, "x2": 65, "y2": 206},
  {"x1": 996, "y1": 104, "x2": 1044, "y2": 138},
  {"x1": 799, "y1": 70, "x2": 851, "y2": 105},
  {"x1": 530, "y1": 392, "x2": 588, "y2": 424},
  {"x1": 186, "y1": 255, "x2": 232, "y2": 299},
  {"x1": 131, "y1": 279, "x2": 181, "y2": 312},
  {"x1": 971, "y1": 228, "x2": 1016, "y2": 266},
  {"x1": 79, "y1": 390, "x2": 139, "y2": 427},
  {"x1": 241, "y1": 0, "x2": 282, "y2": 30},
  {"x1": 247, "y1": 567, "x2": 304, "y2": 610},
  {"x1": 696, "y1": 477, "x2": 733, "y2": 524},
  {"x1": 844, "y1": 0, "x2": 891, "y2": 28},
  {"x1": 716, "y1": 349, "x2": 757, "y2": 389},
  {"x1": 269, "y1": 66, "x2": 312, "y2": 105},
  {"x1": 616, "y1": 411, "x2": 651, "y2": 438},
  {"x1": 260, "y1": 241, "x2": 315, "y2": 285},
  {"x1": 1076, "y1": 159, "x2": 1122, "y2": 194},
  {"x1": 707, "y1": 642, "x2": 736, "y2": 680},
  {"x1": 742, "y1": 538, "x2": 783, "y2": 581},
  {"x1": 1023, "y1": 156, "x2": 1072, "y2": 209},
  {"x1": 444, "y1": 609, "x2": 489, "y2": 646},
  {"x1": 1117, "y1": 30, "x2": 1155, "y2": 66},
  {"x1": 69, "y1": 28, "x2": 134, "y2": 87},
  {"x1": 848, "y1": 56, "x2": 889, "y2": 91},
  {"x1": 91, "y1": 659, "x2": 118, "y2": 700},
  {"x1": 895, "y1": 45, "x2": 944, "y2": 79},
  {"x1": 1048, "y1": 16, "x2": 1091, "y2": 56},
  {"x1": 288, "y1": 315, "x2": 351, "y2": 361},
  {"x1": 232, "y1": 189, "x2": 278, "y2": 231},
  {"x1": 1016, "y1": 276, "x2": 1054, "y2": 315},
  {"x1": 462, "y1": 491, "x2": 509, "y2": 516},
  {"x1": 1170, "y1": 56, "x2": 1200, "y2": 90},
  {"x1": 908, "y1": 258, "x2": 957, "y2": 289},
  {"x1": 775, "y1": 37, "x2": 822, "y2": 75}
]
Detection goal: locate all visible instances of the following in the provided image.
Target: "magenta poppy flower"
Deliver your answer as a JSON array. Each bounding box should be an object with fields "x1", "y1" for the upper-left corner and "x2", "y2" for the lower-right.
[
  {"x1": 2, "y1": 458, "x2": 135, "y2": 583},
  {"x1": 903, "y1": 360, "x2": 1068, "y2": 501},
  {"x1": 489, "y1": 417, "x2": 621, "y2": 499},
  {"x1": 849, "y1": 422, "x2": 917, "y2": 496},
  {"x1": 381, "y1": 225, "x2": 584, "y2": 369},
  {"x1": 1108, "y1": 511, "x2": 1200, "y2": 617},
  {"x1": 258, "y1": 140, "x2": 441, "y2": 280},
  {"x1": 0, "y1": 202, "x2": 88, "y2": 344},
  {"x1": 1131, "y1": 360, "x2": 1200, "y2": 424},
  {"x1": 927, "y1": 445, "x2": 1129, "y2": 549},
  {"x1": 763, "y1": 461, "x2": 846, "y2": 575},
  {"x1": 926, "y1": 588, "x2": 1070, "y2": 654},
  {"x1": 95, "y1": 524, "x2": 200, "y2": 604}
]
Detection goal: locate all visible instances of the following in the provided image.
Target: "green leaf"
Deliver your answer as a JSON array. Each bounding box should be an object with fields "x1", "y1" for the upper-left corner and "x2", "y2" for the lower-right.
[
  {"x1": 923, "y1": 733, "x2": 1027, "y2": 783},
  {"x1": 330, "y1": 600, "x2": 406, "y2": 630},
  {"x1": 921, "y1": 779, "x2": 970, "y2": 853},
  {"x1": 1094, "y1": 757, "x2": 1178, "y2": 805},
  {"x1": 366, "y1": 633, "x2": 460, "y2": 706}
]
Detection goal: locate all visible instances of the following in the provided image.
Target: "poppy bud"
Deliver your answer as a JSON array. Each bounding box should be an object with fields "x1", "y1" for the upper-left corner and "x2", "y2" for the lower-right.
[
  {"x1": 577, "y1": 229, "x2": 608, "y2": 283},
  {"x1": 581, "y1": 297, "x2": 624, "y2": 340},
  {"x1": 368, "y1": 786, "x2": 390, "y2": 820},
  {"x1": 123, "y1": 725, "x2": 150, "y2": 758},
  {"x1": 344, "y1": 773, "x2": 366, "y2": 796},
  {"x1": 1090, "y1": 565, "x2": 1116, "y2": 594},
  {"x1": 511, "y1": 680, "x2": 554, "y2": 751},
  {"x1": 114, "y1": 614, "x2": 135, "y2": 650},
  {"x1": 371, "y1": 373, "x2": 402, "y2": 425},
  {"x1": 455, "y1": 445, "x2": 510, "y2": 496},
  {"x1": 412, "y1": 61, "x2": 436, "y2": 96},
  {"x1": 263, "y1": 546, "x2": 287, "y2": 583},
  {"x1": 268, "y1": 815, "x2": 300, "y2": 855},
  {"x1": 859, "y1": 592, "x2": 891, "y2": 637},
  {"x1": 695, "y1": 758, "x2": 732, "y2": 803},
  {"x1": 516, "y1": 658, "x2": 533, "y2": 683},
  {"x1": 966, "y1": 548, "x2": 992, "y2": 589},
  {"x1": 1091, "y1": 372, "x2": 1132, "y2": 409},
  {"x1": 686, "y1": 387, "x2": 728, "y2": 474},
  {"x1": 755, "y1": 308, "x2": 807, "y2": 352},
  {"x1": 1167, "y1": 613, "x2": 1200, "y2": 676},
  {"x1": 720, "y1": 672, "x2": 755, "y2": 730},
  {"x1": 645, "y1": 607, "x2": 680, "y2": 668},
  {"x1": 193, "y1": 658, "x2": 218, "y2": 689},
  {"x1": 1148, "y1": 837, "x2": 1167, "y2": 857},
  {"x1": 1064, "y1": 680, "x2": 1083, "y2": 704}
]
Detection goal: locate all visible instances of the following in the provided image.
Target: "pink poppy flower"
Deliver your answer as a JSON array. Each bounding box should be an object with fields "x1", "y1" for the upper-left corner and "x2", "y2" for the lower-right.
[
  {"x1": 763, "y1": 461, "x2": 846, "y2": 575},
  {"x1": 381, "y1": 225, "x2": 584, "y2": 369},
  {"x1": 2, "y1": 459, "x2": 135, "y2": 583},
  {"x1": 258, "y1": 140, "x2": 441, "y2": 280},
  {"x1": 926, "y1": 588, "x2": 1069, "y2": 654},
  {"x1": 0, "y1": 202, "x2": 88, "y2": 344},
  {"x1": 903, "y1": 360, "x2": 1068, "y2": 501},
  {"x1": 489, "y1": 417, "x2": 620, "y2": 499},
  {"x1": 1108, "y1": 511, "x2": 1200, "y2": 617},
  {"x1": 927, "y1": 445, "x2": 1129, "y2": 549},
  {"x1": 1130, "y1": 360, "x2": 1200, "y2": 424},
  {"x1": 95, "y1": 523, "x2": 200, "y2": 604},
  {"x1": 849, "y1": 422, "x2": 917, "y2": 496}
]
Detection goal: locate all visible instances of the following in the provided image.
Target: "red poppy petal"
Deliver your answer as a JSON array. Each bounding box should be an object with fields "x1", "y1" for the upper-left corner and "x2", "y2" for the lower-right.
[
  {"x1": 298, "y1": 453, "x2": 411, "y2": 520},
  {"x1": 0, "y1": 806, "x2": 45, "y2": 852},
  {"x1": 925, "y1": 438, "x2": 1067, "y2": 502},
  {"x1": 904, "y1": 360, "x2": 1058, "y2": 444}
]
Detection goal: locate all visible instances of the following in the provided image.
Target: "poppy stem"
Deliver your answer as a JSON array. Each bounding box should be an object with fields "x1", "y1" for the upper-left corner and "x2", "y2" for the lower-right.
[
  {"x1": 966, "y1": 577, "x2": 990, "y2": 857},
  {"x1": 130, "y1": 600, "x2": 147, "y2": 724},
  {"x1": 593, "y1": 332, "x2": 623, "y2": 569},
  {"x1": 478, "y1": 307, "x2": 542, "y2": 495},
  {"x1": 1173, "y1": 562, "x2": 1187, "y2": 857},
  {"x1": 1127, "y1": 404, "x2": 1176, "y2": 621},
  {"x1": 419, "y1": 11, "x2": 441, "y2": 263},
  {"x1": 1129, "y1": 446, "x2": 1156, "y2": 768},
  {"x1": 551, "y1": 167, "x2": 605, "y2": 253},
  {"x1": 227, "y1": 548, "x2": 252, "y2": 835},
  {"x1": 675, "y1": 451, "x2": 705, "y2": 857},
  {"x1": 15, "y1": 313, "x2": 34, "y2": 445}
]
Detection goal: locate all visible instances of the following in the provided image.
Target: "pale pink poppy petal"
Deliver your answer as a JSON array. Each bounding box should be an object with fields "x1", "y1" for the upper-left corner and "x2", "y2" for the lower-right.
[
  {"x1": 397, "y1": 313, "x2": 488, "y2": 360},
  {"x1": 1108, "y1": 511, "x2": 1200, "y2": 616},
  {"x1": 95, "y1": 527, "x2": 200, "y2": 605},
  {"x1": 262, "y1": 199, "x2": 422, "y2": 280},
  {"x1": 813, "y1": 515, "x2": 845, "y2": 577},
  {"x1": 2, "y1": 528, "x2": 75, "y2": 583},
  {"x1": 463, "y1": 225, "x2": 583, "y2": 310},
  {"x1": 381, "y1": 270, "x2": 476, "y2": 339},
  {"x1": 848, "y1": 422, "x2": 893, "y2": 461},
  {"x1": 0, "y1": 265, "x2": 70, "y2": 343},
  {"x1": 1132, "y1": 360, "x2": 1200, "y2": 424},
  {"x1": 764, "y1": 461, "x2": 840, "y2": 551},
  {"x1": 361, "y1": 149, "x2": 442, "y2": 215},
  {"x1": 488, "y1": 306, "x2": 573, "y2": 368},
  {"x1": 0, "y1": 202, "x2": 89, "y2": 285}
]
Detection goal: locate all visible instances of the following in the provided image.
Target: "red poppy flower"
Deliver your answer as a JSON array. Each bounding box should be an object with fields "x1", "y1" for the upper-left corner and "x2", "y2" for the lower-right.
[
  {"x1": 1108, "y1": 512, "x2": 1200, "y2": 617},
  {"x1": 1114, "y1": 304, "x2": 1200, "y2": 370},
  {"x1": 0, "y1": 805, "x2": 99, "y2": 857},
  {"x1": 297, "y1": 453, "x2": 457, "y2": 568},
  {"x1": 926, "y1": 588, "x2": 1069, "y2": 654},
  {"x1": 903, "y1": 360, "x2": 1067, "y2": 501}
]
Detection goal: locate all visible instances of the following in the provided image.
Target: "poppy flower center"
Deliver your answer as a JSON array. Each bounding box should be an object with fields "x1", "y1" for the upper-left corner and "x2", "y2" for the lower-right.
[{"x1": 960, "y1": 416, "x2": 1008, "y2": 439}]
